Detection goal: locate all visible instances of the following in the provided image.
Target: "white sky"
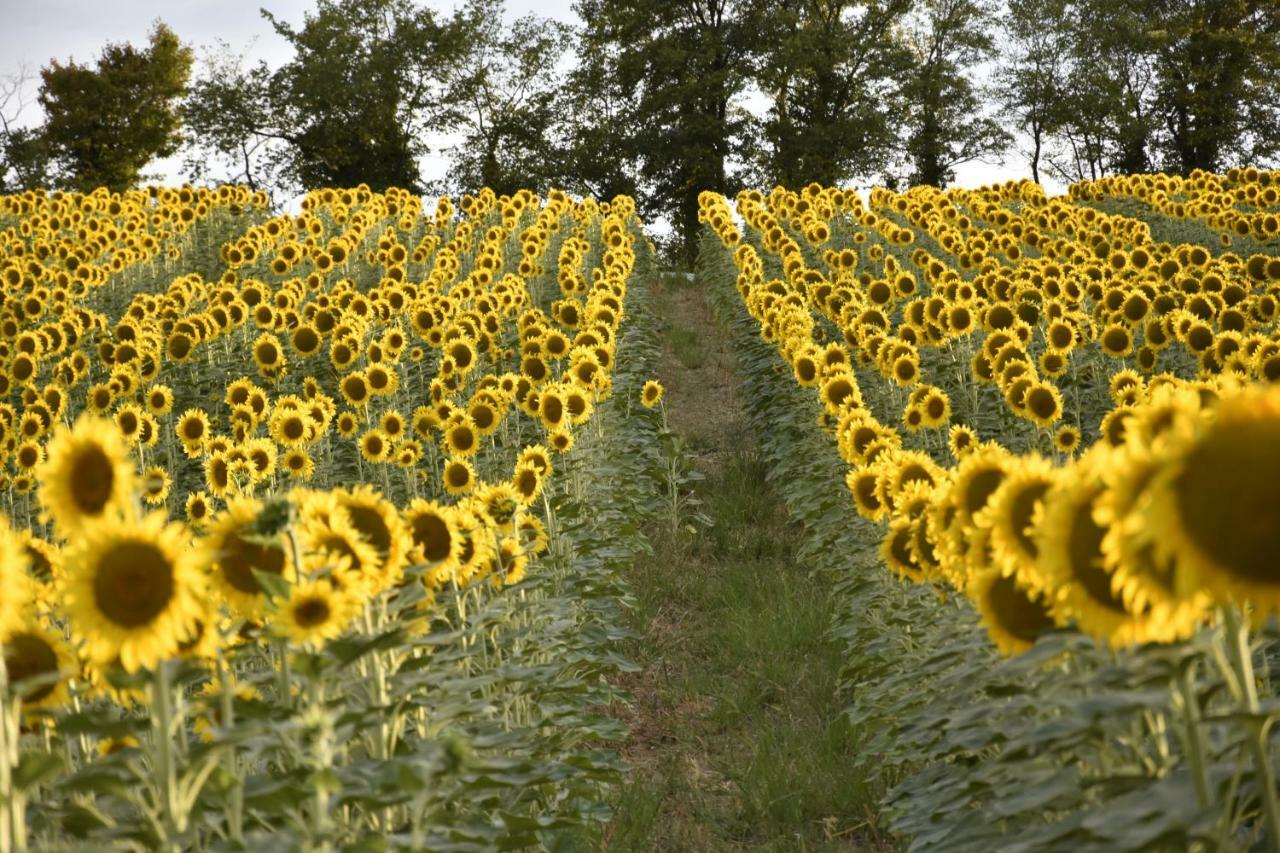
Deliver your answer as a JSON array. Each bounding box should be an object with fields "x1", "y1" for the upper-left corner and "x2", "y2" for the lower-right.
[{"x1": 0, "y1": 0, "x2": 1061, "y2": 197}]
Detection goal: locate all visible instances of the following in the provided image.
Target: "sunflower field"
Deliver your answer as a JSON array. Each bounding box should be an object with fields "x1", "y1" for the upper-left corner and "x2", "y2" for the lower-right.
[
  {"x1": 699, "y1": 168, "x2": 1280, "y2": 850},
  {"x1": 6, "y1": 167, "x2": 1280, "y2": 851},
  {"x1": 0, "y1": 183, "x2": 670, "y2": 849}
]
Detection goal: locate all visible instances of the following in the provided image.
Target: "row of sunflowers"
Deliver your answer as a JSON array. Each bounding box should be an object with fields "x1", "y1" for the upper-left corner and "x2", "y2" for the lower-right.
[
  {"x1": 0, "y1": 183, "x2": 664, "y2": 849},
  {"x1": 699, "y1": 170, "x2": 1280, "y2": 850}
]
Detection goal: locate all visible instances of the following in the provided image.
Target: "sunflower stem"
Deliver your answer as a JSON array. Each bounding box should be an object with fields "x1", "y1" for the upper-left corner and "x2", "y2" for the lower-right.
[
  {"x1": 215, "y1": 651, "x2": 243, "y2": 845},
  {"x1": 0, "y1": 650, "x2": 14, "y2": 853},
  {"x1": 1174, "y1": 659, "x2": 1213, "y2": 811},
  {"x1": 151, "y1": 659, "x2": 182, "y2": 848},
  {"x1": 1221, "y1": 606, "x2": 1280, "y2": 853}
]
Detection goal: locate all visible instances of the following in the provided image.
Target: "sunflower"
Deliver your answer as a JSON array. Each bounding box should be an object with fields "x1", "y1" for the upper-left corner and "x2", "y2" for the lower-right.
[
  {"x1": 144, "y1": 384, "x2": 174, "y2": 417},
  {"x1": 641, "y1": 380, "x2": 664, "y2": 408},
  {"x1": 20, "y1": 532, "x2": 59, "y2": 589},
  {"x1": 1033, "y1": 456, "x2": 1148, "y2": 646},
  {"x1": 967, "y1": 563, "x2": 1056, "y2": 657},
  {"x1": 340, "y1": 372, "x2": 371, "y2": 408},
  {"x1": 477, "y1": 482, "x2": 521, "y2": 534},
  {"x1": 881, "y1": 518, "x2": 927, "y2": 584},
  {"x1": 201, "y1": 498, "x2": 295, "y2": 618},
  {"x1": 450, "y1": 506, "x2": 496, "y2": 586},
  {"x1": 141, "y1": 466, "x2": 172, "y2": 505},
  {"x1": 517, "y1": 444, "x2": 552, "y2": 477},
  {"x1": 977, "y1": 457, "x2": 1056, "y2": 590},
  {"x1": 539, "y1": 386, "x2": 568, "y2": 431},
  {"x1": 2, "y1": 619, "x2": 74, "y2": 712},
  {"x1": 272, "y1": 580, "x2": 356, "y2": 649},
  {"x1": 282, "y1": 448, "x2": 315, "y2": 480},
  {"x1": 1095, "y1": 443, "x2": 1209, "y2": 642},
  {"x1": 548, "y1": 430, "x2": 575, "y2": 454},
  {"x1": 1053, "y1": 425, "x2": 1082, "y2": 454},
  {"x1": 175, "y1": 409, "x2": 210, "y2": 456},
  {"x1": 847, "y1": 466, "x2": 887, "y2": 521},
  {"x1": 332, "y1": 486, "x2": 411, "y2": 593},
  {"x1": 336, "y1": 411, "x2": 360, "y2": 438},
  {"x1": 443, "y1": 458, "x2": 475, "y2": 495},
  {"x1": 185, "y1": 491, "x2": 213, "y2": 528},
  {"x1": 62, "y1": 511, "x2": 206, "y2": 671},
  {"x1": 252, "y1": 332, "x2": 285, "y2": 376},
  {"x1": 270, "y1": 409, "x2": 311, "y2": 448},
  {"x1": 403, "y1": 499, "x2": 461, "y2": 580},
  {"x1": 38, "y1": 416, "x2": 136, "y2": 536},
  {"x1": 511, "y1": 463, "x2": 543, "y2": 505},
  {"x1": 1020, "y1": 381, "x2": 1062, "y2": 428},
  {"x1": 444, "y1": 418, "x2": 479, "y2": 457},
  {"x1": 1146, "y1": 387, "x2": 1280, "y2": 621},
  {"x1": 14, "y1": 440, "x2": 43, "y2": 471},
  {"x1": 948, "y1": 444, "x2": 1012, "y2": 531},
  {"x1": 492, "y1": 537, "x2": 528, "y2": 587},
  {"x1": 359, "y1": 429, "x2": 391, "y2": 463},
  {"x1": 947, "y1": 424, "x2": 978, "y2": 460}
]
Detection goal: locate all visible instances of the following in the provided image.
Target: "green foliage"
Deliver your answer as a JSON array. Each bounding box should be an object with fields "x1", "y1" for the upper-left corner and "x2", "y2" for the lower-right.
[
  {"x1": 445, "y1": 6, "x2": 573, "y2": 197},
  {"x1": 574, "y1": 0, "x2": 757, "y2": 266},
  {"x1": 753, "y1": 0, "x2": 913, "y2": 189},
  {"x1": 185, "y1": 0, "x2": 480, "y2": 194},
  {"x1": 898, "y1": 0, "x2": 1009, "y2": 187},
  {"x1": 37, "y1": 23, "x2": 192, "y2": 192}
]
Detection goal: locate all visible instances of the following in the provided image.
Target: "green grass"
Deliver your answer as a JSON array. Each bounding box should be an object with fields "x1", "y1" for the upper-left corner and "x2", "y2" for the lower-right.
[
  {"x1": 604, "y1": 448, "x2": 887, "y2": 851},
  {"x1": 668, "y1": 324, "x2": 706, "y2": 370}
]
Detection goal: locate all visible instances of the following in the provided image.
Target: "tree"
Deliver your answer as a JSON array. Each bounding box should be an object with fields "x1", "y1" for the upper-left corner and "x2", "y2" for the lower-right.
[
  {"x1": 1147, "y1": 0, "x2": 1280, "y2": 173},
  {"x1": 752, "y1": 0, "x2": 912, "y2": 188},
  {"x1": 993, "y1": 0, "x2": 1072, "y2": 184},
  {"x1": 182, "y1": 43, "x2": 289, "y2": 196},
  {"x1": 39, "y1": 22, "x2": 192, "y2": 192},
  {"x1": 184, "y1": 0, "x2": 480, "y2": 195},
  {"x1": 556, "y1": 36, "x2": 641, "y2": 203},
  {"x1": 445, "y1": 4, "x2": 572, "y2": 196},
  {"x1": 897, "y1": 0, "x2": 1008, "y2": 187},
  {"x1": 575, "y1": 0, "x2": 757, "y2": 265},
  {"x1": 0, "y1": 67, "x2": 51, "y2": 192}
]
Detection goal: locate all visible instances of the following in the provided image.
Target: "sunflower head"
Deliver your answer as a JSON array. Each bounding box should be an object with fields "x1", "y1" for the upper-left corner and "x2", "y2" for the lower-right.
[
  {"x1": 63, "y1": 512, "x2": 207, "y2": 672},
  {"x1": 38, "y1": 416, "x2": 137, "y2": 537},
  {"x1": 1149, "y1": 387, "x2": 1280, "y2": 622}
]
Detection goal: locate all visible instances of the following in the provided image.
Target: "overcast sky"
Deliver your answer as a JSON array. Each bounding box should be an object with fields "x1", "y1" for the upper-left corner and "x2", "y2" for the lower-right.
[{"x1": 0, "y1": 0, "x2": 1058, "y2": 196}]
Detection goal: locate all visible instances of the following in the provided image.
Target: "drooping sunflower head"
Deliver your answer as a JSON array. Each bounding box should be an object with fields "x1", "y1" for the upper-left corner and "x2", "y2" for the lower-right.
[
  {"x1": 2, "y1": 619, "x2": 74, "y2": 714},
  {"x1": 403, "y1": 499, "x2": 461, "y2": 571},
  {"x1": 967, "y1": 564, "x2": 1056, "y2": 657},
  {"x1": 201, "y1": 497, "x2": 295, "y2": 618},
  {"x1": 1149, "y1": 387, "x2": 1280, "y2": 621},
  {"x1": 333, "y1": 486, "x2": 411, "y2": 593},
  {"x1": 38, "y1": 415, "x2": 137, "y2": 538}
]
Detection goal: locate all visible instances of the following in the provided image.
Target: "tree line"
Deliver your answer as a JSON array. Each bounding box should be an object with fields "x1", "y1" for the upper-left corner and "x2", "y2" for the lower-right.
[{"x1": 1, "y1": 0, "x2": 1278, "y2": 262}]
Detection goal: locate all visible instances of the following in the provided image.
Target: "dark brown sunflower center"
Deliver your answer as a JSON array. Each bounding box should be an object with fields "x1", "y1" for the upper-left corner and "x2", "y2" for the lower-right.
[
  {"x1": 93, "y1": 541, "x2": 176, "y2": 627},
  {"x1": 220, "y1": 532, "x2": 286, "y2": 595},
  {"x1": 1067, "y1": 497, "x2": 1126, "y2": 613},
  {"x1": 346, "y1": 505, "x2": 392, "y2": 559},
  {"x1": 1176, "y1": 418, "x2": 1280, "y2": 584},
  {"x1": 6, "y1": 633, "x2": 59, "y2": 703},
  {"x1": 413, "y1": 514, "x2": 453, "y2": 563},
  {"x1": 988, "y1": 573, "x2": 1054, "y2": 642},
  {"x1": 70, "y1": 445, "x2": 115, "y2": 514},
  {"x1": 293, "y1": 597, "x2": 331, "y2": 628}
]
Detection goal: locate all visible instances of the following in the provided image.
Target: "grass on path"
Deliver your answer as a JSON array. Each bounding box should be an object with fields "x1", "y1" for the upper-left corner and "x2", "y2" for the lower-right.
[{"x1": 600, "y1": 276, "x2": 887, "y2": 852}]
